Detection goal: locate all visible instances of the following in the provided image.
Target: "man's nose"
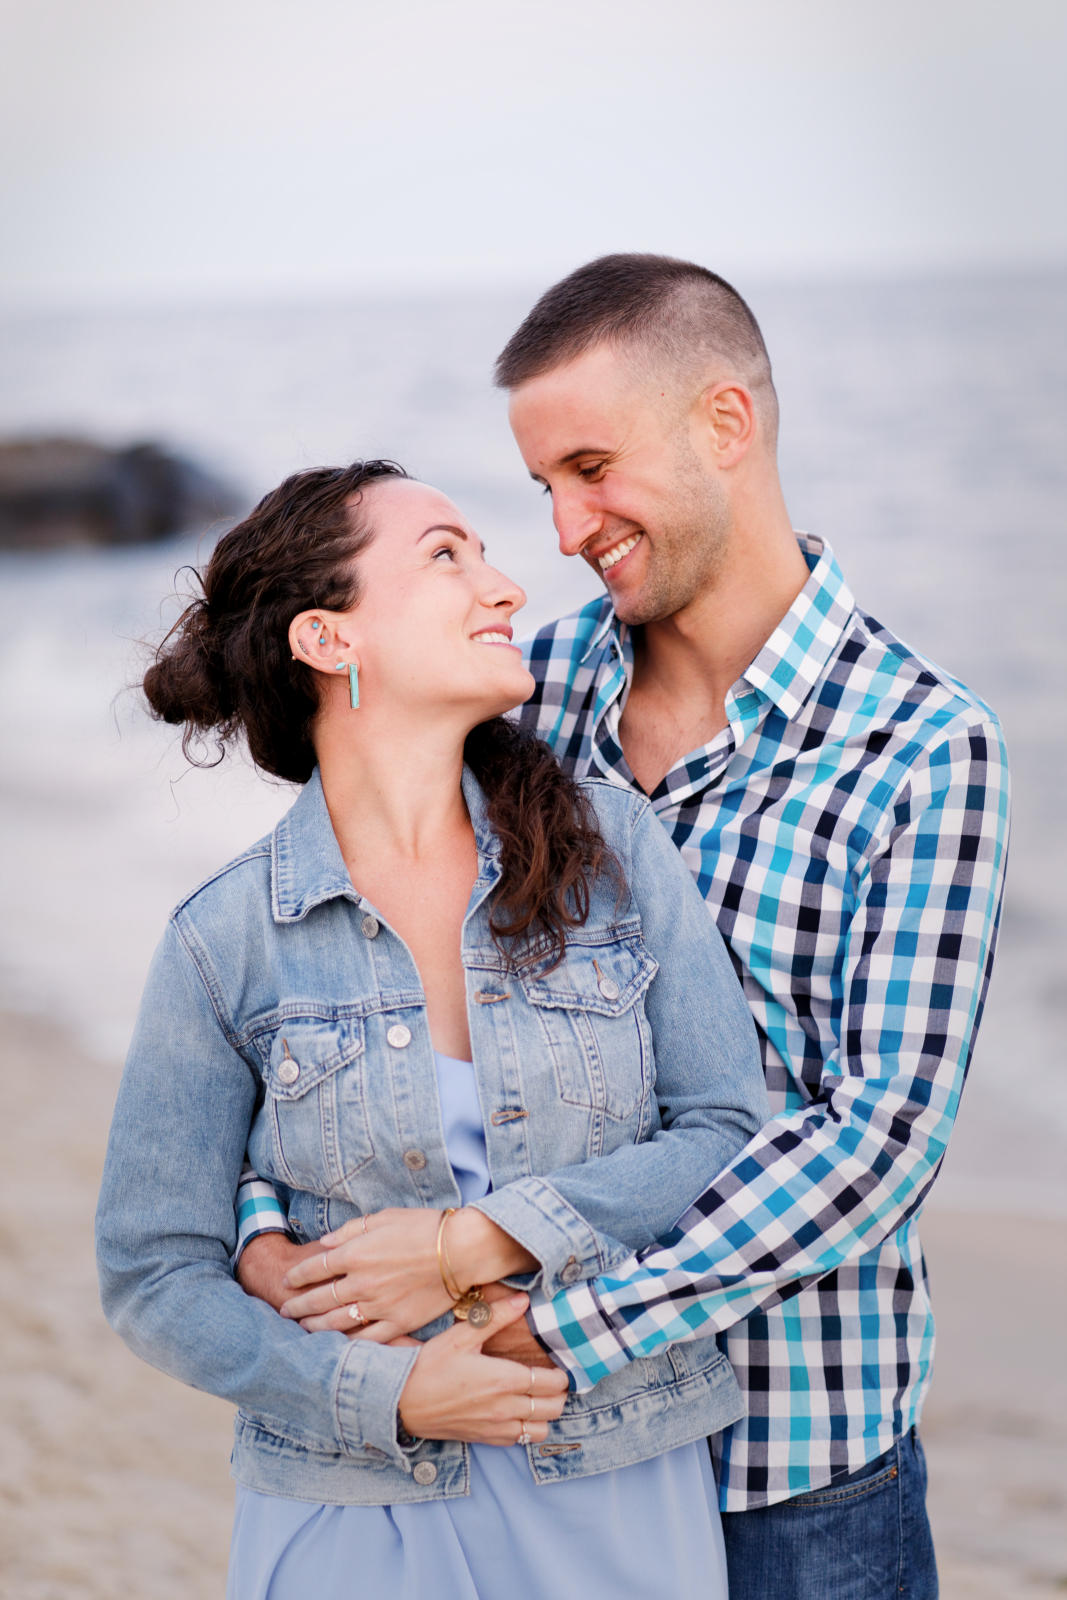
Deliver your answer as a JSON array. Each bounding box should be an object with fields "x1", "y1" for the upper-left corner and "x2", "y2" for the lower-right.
[{"x1": 552, "y1": 486, "x2": 603, "y2": 558}]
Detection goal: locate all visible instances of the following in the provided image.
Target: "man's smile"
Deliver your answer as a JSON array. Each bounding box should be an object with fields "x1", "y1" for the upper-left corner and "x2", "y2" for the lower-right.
[{"x1": 592, "y1": 531, "x2": 643, "y2": 573}]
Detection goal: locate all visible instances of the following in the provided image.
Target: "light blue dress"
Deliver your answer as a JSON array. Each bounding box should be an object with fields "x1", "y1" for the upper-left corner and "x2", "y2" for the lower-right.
[{"x1": 228, "y1": 1053, "x2": 729, "y2": 1600}]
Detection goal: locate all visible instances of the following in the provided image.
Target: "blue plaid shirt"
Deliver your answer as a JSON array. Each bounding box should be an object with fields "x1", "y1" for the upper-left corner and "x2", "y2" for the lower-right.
[
  {"x1": 237, "y1": 533, "x2": 1009, "y2": 1512},
  {"x1": 519, "y1": 534, "x2": 1009, "y2": 1510}
]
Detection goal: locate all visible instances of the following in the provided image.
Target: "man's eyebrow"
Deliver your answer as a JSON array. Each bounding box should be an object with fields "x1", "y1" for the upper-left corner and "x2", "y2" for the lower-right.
[{"x1": 417, "y1": 523, "x2": 487, "y2": 556}]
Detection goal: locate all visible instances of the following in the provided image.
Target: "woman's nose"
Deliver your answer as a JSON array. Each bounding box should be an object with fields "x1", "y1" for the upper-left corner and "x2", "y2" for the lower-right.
[{"x1": 481, "y1": 564, "x2": 526, "y2": 613}]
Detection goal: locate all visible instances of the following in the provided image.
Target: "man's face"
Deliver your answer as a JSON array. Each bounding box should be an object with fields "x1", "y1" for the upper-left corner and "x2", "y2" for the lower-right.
[{"x1": 507, "y1": 343, "x2": 731, "y2": 626}]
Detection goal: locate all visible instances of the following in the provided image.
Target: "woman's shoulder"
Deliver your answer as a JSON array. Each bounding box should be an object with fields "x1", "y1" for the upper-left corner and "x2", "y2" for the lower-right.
[
  {"x1": 575, "y1": 775, "x2": 652, "y2": 839},
  {"x1": 169, "y1": 835, "x2": 273, "y2": 928}
]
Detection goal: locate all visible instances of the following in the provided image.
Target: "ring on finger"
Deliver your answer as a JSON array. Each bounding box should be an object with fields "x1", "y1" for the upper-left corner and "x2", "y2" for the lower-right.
[
  {"x1": 360, "y1": 1216, "x2": 369, "y2": 1235},
  {"x1": 529, "y1": 1394, "x2": 536, "y2": 1417},
  {"x1": 348, "y1": 1302, "x2": 365, "y2": 1325},
  {"x1": 322, "y1": 1251, "x2": 330, "y2": 1275},
  {"x1": 330, "y1": 1280, "x2": 340, "y2": 1305},
  {"x1": 517, "y1": 1426, "x2": 532, "y2": 1446},
  {"x1": 529, "y1": 1367, "x2": 536, "y2": 1396}
]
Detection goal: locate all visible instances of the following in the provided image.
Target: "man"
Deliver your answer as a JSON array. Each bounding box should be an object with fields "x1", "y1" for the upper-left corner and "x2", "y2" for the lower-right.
[{"x1": 240, "y1": 255, "x2": 1008, "y2": 1598}]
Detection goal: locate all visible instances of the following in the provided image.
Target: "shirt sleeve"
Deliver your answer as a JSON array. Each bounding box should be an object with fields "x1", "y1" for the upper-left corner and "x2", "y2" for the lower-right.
[
  {"x1": 529, "y1": 715, "x2": 1010, "y2": 1388},
  {"x1": 233, "y1": 1164, "x2": 292, "y2": 1264}
]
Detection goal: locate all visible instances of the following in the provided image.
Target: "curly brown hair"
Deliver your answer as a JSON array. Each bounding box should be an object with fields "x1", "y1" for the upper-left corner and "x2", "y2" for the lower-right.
[{"x1": 144, "y1": 460, "x2": 613, "y2": 966}]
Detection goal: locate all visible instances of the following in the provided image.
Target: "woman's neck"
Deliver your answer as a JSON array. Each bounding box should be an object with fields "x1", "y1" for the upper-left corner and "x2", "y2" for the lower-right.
[{"x1": 313, "y1": 706, "x2": 473, "y2": 867}]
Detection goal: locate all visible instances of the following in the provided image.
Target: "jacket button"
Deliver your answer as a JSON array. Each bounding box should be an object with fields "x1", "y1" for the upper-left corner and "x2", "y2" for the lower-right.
[
  {"x1": 560, "y1": 1257, "x2": 582, "y2": 1285},
  {"x1": 412, "y1": 1460, "x2": 437, "y2": 1485},
  {"x1": 361, "y1": 914, "x2": 380, "y2": 939},
  {"x1": 403, "y1": 1148, "x2": 427, "y2": 1171},
  {"x1": 597, "y1": 976, "x2": 620, "y2": 1001},
  {"x1": 387, "y1": 1024, "x2": 412, "y2": 1048},
  {"x1": 276, "y1": 1060, "x2": 300, "y2": 1085}
]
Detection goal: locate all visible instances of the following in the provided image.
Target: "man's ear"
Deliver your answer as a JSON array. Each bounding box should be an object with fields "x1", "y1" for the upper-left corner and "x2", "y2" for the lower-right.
[
  {"x1": 694, "y1": 381, "x2": 757, "y2": 467},
  {"x1": 288, "y1": 610, "x2": 356, "y2": 675}
]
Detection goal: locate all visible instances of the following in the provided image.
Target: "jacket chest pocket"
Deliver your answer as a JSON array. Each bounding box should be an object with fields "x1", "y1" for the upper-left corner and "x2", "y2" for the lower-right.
[
  {"x1": 259, "y1": 1017, "x2": 374, "y2": 1197},
  {"x1": 517, "y1": 940, "x2": 657, "y2": 1122}
]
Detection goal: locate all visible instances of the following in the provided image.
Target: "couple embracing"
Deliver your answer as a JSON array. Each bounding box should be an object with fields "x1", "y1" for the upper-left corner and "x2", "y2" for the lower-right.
[{"x1": 97, "y1": 254, "x2": 1009, "y2": 1600}]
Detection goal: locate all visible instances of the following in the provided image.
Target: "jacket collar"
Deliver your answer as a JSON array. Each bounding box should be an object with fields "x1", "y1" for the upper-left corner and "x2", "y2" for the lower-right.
[{"x1": 270, "y1": 764, "x2": 500, "y2": 924}]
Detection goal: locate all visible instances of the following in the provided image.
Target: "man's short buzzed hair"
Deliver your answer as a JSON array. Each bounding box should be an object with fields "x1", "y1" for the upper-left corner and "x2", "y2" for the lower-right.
[{"x1": 494, "y1": 252, "x2": 778, "y2": 443}]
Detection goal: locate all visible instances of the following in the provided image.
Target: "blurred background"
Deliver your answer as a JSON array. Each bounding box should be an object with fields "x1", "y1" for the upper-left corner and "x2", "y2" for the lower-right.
[{"x1": 1, "y1": 3, "x2": 1064, "y2": 1596}]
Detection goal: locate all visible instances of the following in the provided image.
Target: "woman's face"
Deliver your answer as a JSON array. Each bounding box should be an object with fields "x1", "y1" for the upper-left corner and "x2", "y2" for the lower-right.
[{"x1": 341, "y1": 477, "x2": 535, "y2": 721}]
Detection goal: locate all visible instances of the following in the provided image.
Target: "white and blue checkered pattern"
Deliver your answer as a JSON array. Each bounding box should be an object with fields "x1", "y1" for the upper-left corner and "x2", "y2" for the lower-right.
[{"x1": 522, "y1": 534, "x2": 1009, "y2": 1510}]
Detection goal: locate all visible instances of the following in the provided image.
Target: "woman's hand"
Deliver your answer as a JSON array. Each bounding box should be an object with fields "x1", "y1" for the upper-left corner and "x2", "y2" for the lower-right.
[
  {"x1": 281, "y1": 1207, "x2": 450, "y2": 1334},
  {"x1": 394, "y1": 1292, "x2": 570, "y2": 1446},
  {"x1": 280, "y1": 1207, "x2": 536, "y2": 1337}
]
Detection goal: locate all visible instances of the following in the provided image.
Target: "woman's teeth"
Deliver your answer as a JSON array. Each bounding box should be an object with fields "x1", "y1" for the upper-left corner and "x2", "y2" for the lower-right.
[
  {"x1": 598, "y1": 533, "x2": 641, "y2": 571},
  {"x1": 474, "y1": 632, "x2": 512, "y2": 645}
]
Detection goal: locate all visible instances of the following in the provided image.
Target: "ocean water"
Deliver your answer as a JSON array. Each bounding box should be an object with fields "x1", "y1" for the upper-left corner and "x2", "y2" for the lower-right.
[{"x1": 1, "y1": 272, "x2": 1064, "y2": 1211}]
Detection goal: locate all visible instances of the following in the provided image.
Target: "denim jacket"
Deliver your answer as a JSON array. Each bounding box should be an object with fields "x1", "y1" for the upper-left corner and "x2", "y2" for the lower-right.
[{"x1": 97, "y1": 767, "x2": 767, "y2": 1504}]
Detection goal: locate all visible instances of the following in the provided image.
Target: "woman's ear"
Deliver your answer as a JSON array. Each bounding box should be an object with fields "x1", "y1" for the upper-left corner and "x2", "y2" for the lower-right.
[{"x1": 289, "y1": 611, "x2": 352, "y2": 675}]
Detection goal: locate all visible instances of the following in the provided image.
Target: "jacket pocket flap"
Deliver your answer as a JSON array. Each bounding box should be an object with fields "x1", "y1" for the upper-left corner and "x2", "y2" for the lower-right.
[
  {"x1": 518, "y1": 940, "x2": 658, "y2": 1016},
  {"x1": 263, "y1": 1017, "x2": 366, "y2": 1099}
]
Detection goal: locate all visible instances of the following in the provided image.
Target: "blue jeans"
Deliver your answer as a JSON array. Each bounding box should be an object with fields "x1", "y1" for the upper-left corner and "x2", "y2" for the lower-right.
[{"x1": 721, "y1": 1429, "x2": 938, "y2": 1600}]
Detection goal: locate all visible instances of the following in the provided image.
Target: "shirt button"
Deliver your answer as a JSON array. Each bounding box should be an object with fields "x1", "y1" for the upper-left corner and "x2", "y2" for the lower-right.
[
  {"x1": 361, "y1": 914, "x2": 380, "y2": 938},
  {"x1": 560, "y1": 1257, "x2": 582, "y2": 1285},
  {"x1": 387, "y1": 1024, "x2": 412, "y2": 1048},
  {"x1": 403, "y1": 1148, "x2": 427, "y2": 1171},
  {"x1": 597, "y1": 976, "x2": 620, "y2": 1001},
  {"x1": 412, "y1": 1461, "x2": 438, "y2": 1485},
  {"x1": 276, "y1": 1060, "x2": 300, "y2": 1085}
]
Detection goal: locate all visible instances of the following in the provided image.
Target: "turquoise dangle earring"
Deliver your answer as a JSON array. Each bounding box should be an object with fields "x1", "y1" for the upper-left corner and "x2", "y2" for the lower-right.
[{"x1": 334, "y1": 659, "x2": 359, "y2": 709}]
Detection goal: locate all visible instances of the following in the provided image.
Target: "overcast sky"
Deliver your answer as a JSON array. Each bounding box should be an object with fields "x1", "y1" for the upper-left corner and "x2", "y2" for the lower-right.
[{"x1": 2, "y1": 0, "x2": 1064, "y2": 306}]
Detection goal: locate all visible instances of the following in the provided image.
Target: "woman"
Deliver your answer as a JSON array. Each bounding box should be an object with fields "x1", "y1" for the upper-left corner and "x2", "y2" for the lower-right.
[{"x1": 96, "y1": 460, "x2": 768, "y2": 1599}]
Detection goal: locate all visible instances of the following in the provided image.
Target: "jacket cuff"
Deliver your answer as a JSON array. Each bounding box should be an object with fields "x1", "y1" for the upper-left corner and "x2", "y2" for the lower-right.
[
  {"x1": 333, "y1": 1339, "x2": 420, "y2": 1466},
  {"x1": 471, "y1": 1178, "x2": 632, "y2": 1299}
]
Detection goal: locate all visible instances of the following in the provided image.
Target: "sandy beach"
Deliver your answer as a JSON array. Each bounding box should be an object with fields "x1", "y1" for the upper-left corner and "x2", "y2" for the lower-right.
[{"x1": 1, "y1": 1007, "x2": 1063, "y2": 1600}]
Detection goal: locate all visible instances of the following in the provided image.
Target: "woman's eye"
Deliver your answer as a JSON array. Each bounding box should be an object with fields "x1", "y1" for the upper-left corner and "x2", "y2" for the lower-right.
[
  {"x1": 432, "y1": 545, "x2": 456, "y2": 561},
  {"x1": 578, "y1": 463, "x2": 605, "y2": 481}
]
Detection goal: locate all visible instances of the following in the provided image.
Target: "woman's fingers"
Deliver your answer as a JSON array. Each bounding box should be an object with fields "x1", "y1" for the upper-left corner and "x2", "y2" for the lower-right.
[
  {"x1": 394, "y1": 1294, "x2": 569, "y2": 1446},
  {"x1": 283, "y1": 1244, "x2": 346, "y2": 1292}
]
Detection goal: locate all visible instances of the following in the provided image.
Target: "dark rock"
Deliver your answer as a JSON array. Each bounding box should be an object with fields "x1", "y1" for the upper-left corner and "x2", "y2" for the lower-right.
[{"x1": 0, "y1": 437, "x2": 241, "y2": 550}]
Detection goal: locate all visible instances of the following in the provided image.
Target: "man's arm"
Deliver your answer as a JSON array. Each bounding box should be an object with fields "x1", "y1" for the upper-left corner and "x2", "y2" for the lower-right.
[{"x1": 529, "y1": 716, "x2": 1010, "y2": 1388}]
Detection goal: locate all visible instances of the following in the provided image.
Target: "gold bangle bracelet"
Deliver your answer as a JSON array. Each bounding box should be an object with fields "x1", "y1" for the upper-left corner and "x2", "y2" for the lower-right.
[{"x1": 436, "y1": 1208, "x2": 464, "y2": 1301}]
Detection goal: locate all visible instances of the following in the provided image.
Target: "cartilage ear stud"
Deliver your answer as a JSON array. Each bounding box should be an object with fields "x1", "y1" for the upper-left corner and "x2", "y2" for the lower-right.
[
  {"x1": 311, "y1": 620, "x2": 321, "y2": 629},
  {"x1": 334, "y1": 660, "x2": 346, "y2": 671}
]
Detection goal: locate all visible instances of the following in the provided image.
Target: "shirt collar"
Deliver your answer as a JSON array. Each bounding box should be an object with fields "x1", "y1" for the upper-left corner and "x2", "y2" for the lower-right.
[
  {"x1": 271, "y1": 764, "x2": 499, "y2": 923},
  {"x1": 740, "y1": 535, "x2": 855, "y2": 720},
  {"x1": 582, "y1": 533, "x2": 854, "y2": 722}
]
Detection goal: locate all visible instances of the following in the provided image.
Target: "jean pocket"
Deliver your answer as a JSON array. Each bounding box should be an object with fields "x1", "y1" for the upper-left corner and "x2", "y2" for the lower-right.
[{"x1": 787, "y1": 1442, "x2": 900, "y2": 1508}]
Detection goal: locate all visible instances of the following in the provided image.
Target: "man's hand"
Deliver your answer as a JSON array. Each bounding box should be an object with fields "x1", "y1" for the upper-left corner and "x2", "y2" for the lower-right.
[
  {"x1": 235, "y1": 1233, "x2": 321, "y2": 1311},
  {"x1": 479, "y1": 1281, "x2": 561, "y2": 1369}
]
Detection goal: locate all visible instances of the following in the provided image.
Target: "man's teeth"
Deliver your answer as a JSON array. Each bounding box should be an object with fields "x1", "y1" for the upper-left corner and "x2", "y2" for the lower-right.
[
  {"x1": 598, "y1": 534, "x2": 641, "y2": 571},
  {"x1": 474, "y1": 632, "x2": 511, "y2": 644}
]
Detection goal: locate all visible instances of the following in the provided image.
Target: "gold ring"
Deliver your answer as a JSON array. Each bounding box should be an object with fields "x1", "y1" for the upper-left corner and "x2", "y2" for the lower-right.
[
  {"x1": 322, "y1": 1252, "x2": 330, "y2": 1274},
  {"x1": 348, "y1": 1302, "x2": 364, "y2": 1325},
  {"x1": 517, "y1": 1426, "x2": 532, "y2": 1446},
  {"x1": 529, "y1": 1394, "x2": 535, "y2": 1417},
  {"x1": 529, "y1": 1367, "x2": 536, "y2": 1395},
  {"x1": 361, "y1": 1216, "x2": 369, "y2": 1235},
  {"x1": 331, "y1": 1280, "x2": 340, "y2": 1305}
]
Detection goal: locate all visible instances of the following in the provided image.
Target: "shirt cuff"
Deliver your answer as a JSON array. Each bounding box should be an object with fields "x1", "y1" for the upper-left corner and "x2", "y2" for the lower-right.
[
  {"x1": 233, "y1": 1172, "x2": 292, "y2": 1266},
  {"x1": 526, "y1": 1279, "x2": 635, "y2": 1394}
]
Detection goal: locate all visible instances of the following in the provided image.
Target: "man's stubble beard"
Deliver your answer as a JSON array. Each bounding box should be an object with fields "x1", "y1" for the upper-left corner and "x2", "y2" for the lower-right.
[{"x1": 611, "y1": 451, "x2": 731, "y2": 629}]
